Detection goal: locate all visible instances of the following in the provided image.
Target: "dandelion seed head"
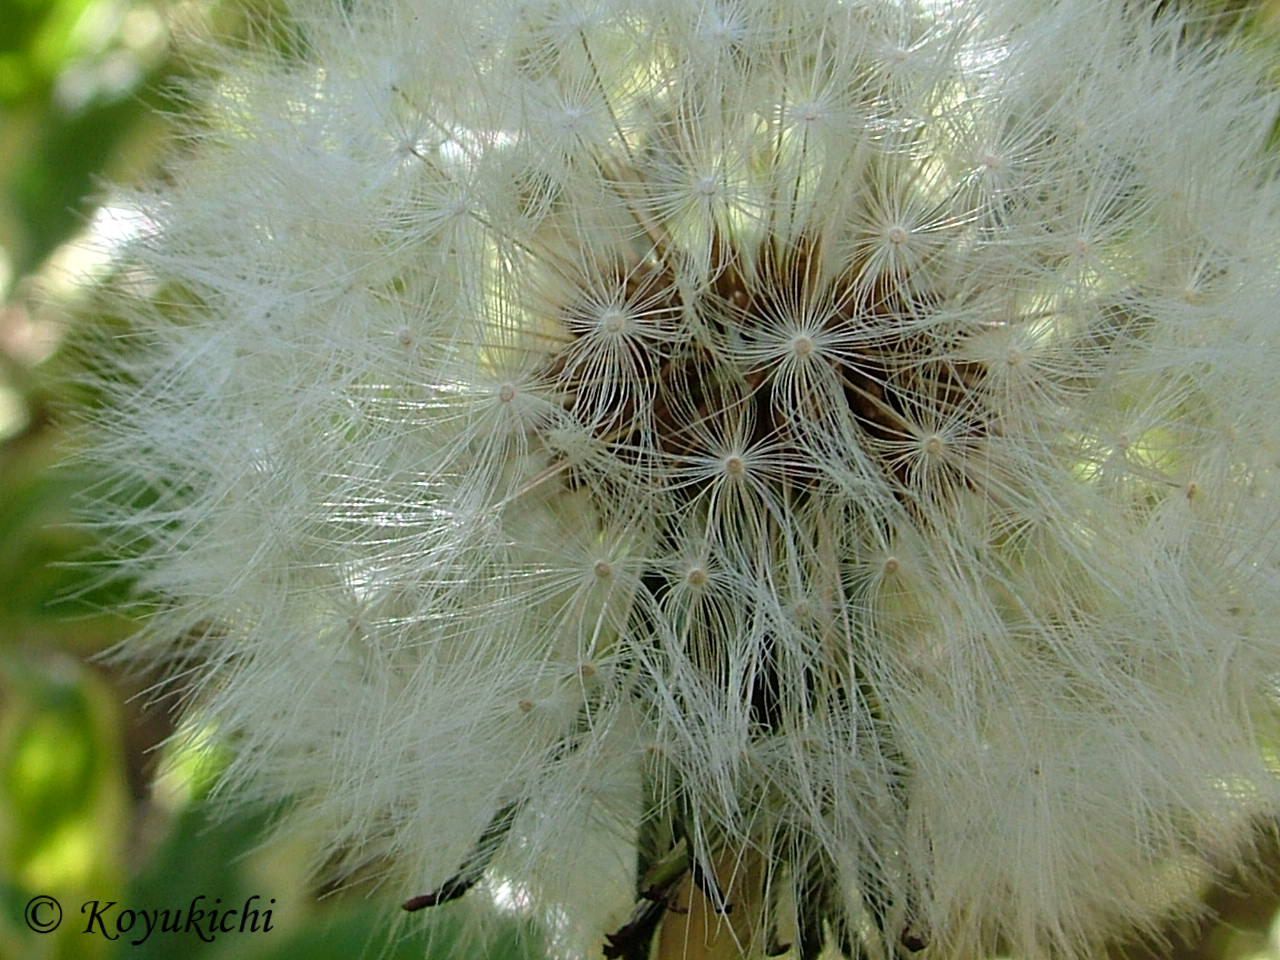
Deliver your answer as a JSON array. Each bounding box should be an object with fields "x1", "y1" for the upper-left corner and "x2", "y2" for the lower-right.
[{"x1": 83, "y1": 0, "x2": 1280, "y2": 956}]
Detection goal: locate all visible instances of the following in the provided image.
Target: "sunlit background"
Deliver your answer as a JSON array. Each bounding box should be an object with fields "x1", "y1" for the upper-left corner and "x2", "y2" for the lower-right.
[{"x1": 2, "y1": 0, "x2": 1280, "y2": 958}]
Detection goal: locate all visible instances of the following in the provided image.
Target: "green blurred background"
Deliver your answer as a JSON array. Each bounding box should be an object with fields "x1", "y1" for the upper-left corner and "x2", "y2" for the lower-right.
[{"x1": 0, "y1": 0, "x2": 1279, "y2": 958}]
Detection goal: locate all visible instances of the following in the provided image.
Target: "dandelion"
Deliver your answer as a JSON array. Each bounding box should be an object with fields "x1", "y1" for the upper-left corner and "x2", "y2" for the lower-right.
[{"x1": 82, "y1": 0, "x2": 1280, "y2": 956}]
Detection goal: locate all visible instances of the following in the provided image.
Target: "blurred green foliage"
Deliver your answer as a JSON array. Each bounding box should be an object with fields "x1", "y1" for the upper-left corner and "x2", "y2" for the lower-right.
[
  {"x1": 2, "y1": 0, "x2": 162, "y2": 280},
  {"x1": 0, "y1": 0, "x2": 1278, "y2": 959}
]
